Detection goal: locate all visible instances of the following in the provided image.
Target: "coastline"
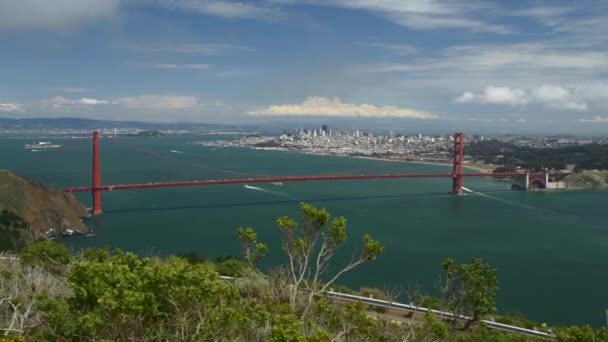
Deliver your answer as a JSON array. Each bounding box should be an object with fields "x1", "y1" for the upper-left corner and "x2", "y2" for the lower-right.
[
  {"x1": 350, "y1": 155, "x2": 493, "y2": 173},
  {"x1": 249, "y1": 146, "x2": 494, "y2": 173}
]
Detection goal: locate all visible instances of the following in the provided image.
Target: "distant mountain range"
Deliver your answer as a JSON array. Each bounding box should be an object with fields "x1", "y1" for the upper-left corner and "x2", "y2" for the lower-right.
[{"x1": 0, "y1": 117, "x2": 252, "y2": 132}]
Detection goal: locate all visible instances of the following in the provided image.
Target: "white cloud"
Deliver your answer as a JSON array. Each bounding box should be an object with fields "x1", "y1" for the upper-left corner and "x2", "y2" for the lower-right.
[
  {"x1": 47, "y1": 96, "x2": 110, "y2": 107},
  {"x1": 117, "y1": 95, "x2": 199, "y2": 110},
  {"x1": 531, "y1": 85, "x2": 569, "y2": 102},
  {"x1": 0, "y1": 103, "x2": 24, "y2": 113},
  {"x1": 248, "y1": 96, "x2": 437, "y2": 119},
  {"x1": 531, "y1": 85, "x2": 587, "y2": 111},
  {"x1": 455, "y1": 86, "x2": 526, "y2": 105},
  {"x1": 455, "y1": 85, "x2": 590, "y2": 111},
  {"x1": 387, "y1": 12, "x2": 512, "y2": 33},
  {"x1": 578, "y1": 116, "x2": 608, "y2": 123},
  {"x1": 152, "y1": 64, "x2": 212, "y2": 70},
  {"x1": 281, "y1": 0, "x2": 512, "y2": 33},
  {"x1": 44, "y1": 94, "x2": 202, "y2": 111},
  {"x1": 354, "y1": 43, "x2": 608, "y2": 86},
  {"x1": 79, "y1": 98, "x2": 109, "y2": 105},
  {"x1": 510, "y1": 6, "x2": 574, "y2": 27},
  {"x1": 0, "y1": 0, "x2": 120, "y2": 31}
]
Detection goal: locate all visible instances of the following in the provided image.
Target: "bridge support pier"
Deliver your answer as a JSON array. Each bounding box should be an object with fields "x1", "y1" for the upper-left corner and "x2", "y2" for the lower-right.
[
  {"x1": 451, "y1": 132, "x2": 464, "y2": 195},
  {"x1": 92, "y1": 131, "x2": 102, "y2": 215},
  {"x1": 524, "y1": 172, "x2": 530, "y2": 190}
]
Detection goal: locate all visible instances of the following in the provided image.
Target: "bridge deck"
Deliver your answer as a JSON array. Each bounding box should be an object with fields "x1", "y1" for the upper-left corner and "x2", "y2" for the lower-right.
[{"x1": 64, "y1": 172, "x2": 550, "y2": 193}]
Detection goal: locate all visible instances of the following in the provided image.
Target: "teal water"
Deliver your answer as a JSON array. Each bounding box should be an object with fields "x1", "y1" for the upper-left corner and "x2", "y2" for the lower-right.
[{"x1": 1, "y1": 134, "x2": 607, "y2": 327}]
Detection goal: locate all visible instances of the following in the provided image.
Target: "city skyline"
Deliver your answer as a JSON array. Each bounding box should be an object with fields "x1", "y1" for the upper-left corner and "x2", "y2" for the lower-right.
[{"x1": 1, "y1": 0, "x2": 607, "y2": 134}]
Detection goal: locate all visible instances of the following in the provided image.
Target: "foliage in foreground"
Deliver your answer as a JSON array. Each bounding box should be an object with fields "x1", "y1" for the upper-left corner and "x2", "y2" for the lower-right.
[
  {"x1": 1, "y1": 203, "x2": 607, "y2": 341},
  {"x1": 237, "y1": 202, "x2": 384, "y2": 320}
]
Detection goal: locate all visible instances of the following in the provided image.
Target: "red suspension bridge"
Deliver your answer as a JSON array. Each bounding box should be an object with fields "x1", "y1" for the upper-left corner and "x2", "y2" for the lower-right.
[{"x1": 62, "y1": 131, "x2": 559, "y2": 215}]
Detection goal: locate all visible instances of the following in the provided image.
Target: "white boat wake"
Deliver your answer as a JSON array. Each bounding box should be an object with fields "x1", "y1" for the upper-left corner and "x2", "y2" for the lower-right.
[
  {"x1": 170, "y1": 150, "x2": 184, "y2": 154},
  {"x1": 461, "y1": 186, "x2": 540, "y2": 211},
  {"x1": 243, "y1": 184, "x2": 287, "y2": 196}
]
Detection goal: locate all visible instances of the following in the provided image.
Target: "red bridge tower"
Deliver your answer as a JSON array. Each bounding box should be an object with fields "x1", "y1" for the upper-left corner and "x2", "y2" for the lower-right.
[
  {"x1": 451, "y1": 132, "x2": 464, "y2": 195},
  {"x1": 92, "y1": 131, "x2": 102, "y2": 215}
]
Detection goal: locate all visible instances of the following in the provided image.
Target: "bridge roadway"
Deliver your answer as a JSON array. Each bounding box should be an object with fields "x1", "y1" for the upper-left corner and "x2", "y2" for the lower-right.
[{"x1": 64, "y1": 172, "x2": 547, "y2": 193}]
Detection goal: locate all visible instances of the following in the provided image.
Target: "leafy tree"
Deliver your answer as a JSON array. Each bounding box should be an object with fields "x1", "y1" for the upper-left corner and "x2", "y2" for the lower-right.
[
  {"x1": 236, "y1": 227, "x2": 268, "y2": 271},
  {"x1": 441, "y1": 257, "x2": 498, "y2": 331},
  {"x1": 238, "y1": 202, "x2": 383, "y2": 320}
]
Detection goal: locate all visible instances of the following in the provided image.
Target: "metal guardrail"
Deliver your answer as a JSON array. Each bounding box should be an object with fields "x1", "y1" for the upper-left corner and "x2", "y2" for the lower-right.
[
  {"x1": 221, "y1": 275, "x2": 553, "y2": 338},
  {"x1": 326, "y1": 291, "x2": 554, "y2": 339}
]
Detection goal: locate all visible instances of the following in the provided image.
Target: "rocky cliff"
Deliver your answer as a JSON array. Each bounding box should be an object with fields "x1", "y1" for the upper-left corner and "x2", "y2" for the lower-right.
[{"x1": 0, "y1": 169, "x2": 89, "y2": 239}]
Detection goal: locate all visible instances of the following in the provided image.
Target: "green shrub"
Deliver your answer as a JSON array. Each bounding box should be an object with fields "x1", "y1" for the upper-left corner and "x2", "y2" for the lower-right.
[
  {"x1": 215, "y1": 258, "x2": 248, "y2": 277},
  {"x1": 20, "y1": 241, "x2": 71, "y2": 273}
]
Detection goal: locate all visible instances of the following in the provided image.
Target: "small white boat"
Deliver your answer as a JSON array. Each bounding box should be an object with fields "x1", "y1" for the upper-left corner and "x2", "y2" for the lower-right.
[
  {"x1": 272, "y1": 182, "x2": 283, "y2": 186},
  {"x1": 25, "y1": 141, "x2": 62, "y2": 149}
]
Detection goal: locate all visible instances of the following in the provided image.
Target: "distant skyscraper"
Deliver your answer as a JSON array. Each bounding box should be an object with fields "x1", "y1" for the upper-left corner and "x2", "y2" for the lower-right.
[{"x1": 322, "y1": 124, "x2": 328, "y2": 133}]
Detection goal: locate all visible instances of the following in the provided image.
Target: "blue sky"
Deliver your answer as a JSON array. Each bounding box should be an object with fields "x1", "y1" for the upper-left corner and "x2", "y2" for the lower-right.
[{"x1": 1, "y1": 0, "x2": 607, "y2": 133}]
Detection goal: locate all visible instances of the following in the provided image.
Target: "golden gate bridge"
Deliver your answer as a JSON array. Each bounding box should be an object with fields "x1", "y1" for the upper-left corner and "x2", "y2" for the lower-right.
[{"x1": 62, "y1": 131, "x2": 559, "y2": 215}]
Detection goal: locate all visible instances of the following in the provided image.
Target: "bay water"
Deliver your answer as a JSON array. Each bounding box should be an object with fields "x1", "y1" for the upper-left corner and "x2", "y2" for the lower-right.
[{"x1": 1, "y1": 134, "x2": 607, "y2": 326}]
